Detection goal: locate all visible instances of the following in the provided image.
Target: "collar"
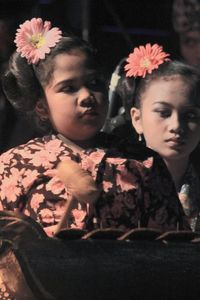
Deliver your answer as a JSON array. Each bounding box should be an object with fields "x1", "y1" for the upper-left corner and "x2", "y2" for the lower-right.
[{"x1": 57, "y1": 134, "x2": 84, "y2": 155}]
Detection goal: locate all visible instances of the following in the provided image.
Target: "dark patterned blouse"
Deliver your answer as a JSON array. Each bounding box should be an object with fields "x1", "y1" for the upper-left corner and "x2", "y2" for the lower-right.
[{"x1": 0, "y1": 134, "x2": 189, "y2": 237}]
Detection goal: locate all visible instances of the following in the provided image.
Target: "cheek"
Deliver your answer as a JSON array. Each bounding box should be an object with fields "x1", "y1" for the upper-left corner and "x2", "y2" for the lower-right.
[
  {"x1": 48, "y1": 106, "x2": 65, "y2": 123},
  {"x1": 144, "y1": 129, "x2": 157, "y2": 141},
  {"x1": 47, "y1": 94, "x2": 74, "y2": 115},
  {"x1": 141, "y1": 113, "x2": 157, "y2": 130},
  {"x1": 142, "y1": 118, "x2": 165, "y2": 142},
  {"x1": 48, "y1": 102, "x2": 75, "y2": 129}
]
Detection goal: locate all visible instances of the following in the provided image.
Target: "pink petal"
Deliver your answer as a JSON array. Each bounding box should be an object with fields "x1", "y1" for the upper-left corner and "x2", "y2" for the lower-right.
[
  {"x1": 14, "y1": 17, "x2": 62, "y2": 64},
  {"x1": 124, "y1": 43, "x2": 170, "y2": 78}
]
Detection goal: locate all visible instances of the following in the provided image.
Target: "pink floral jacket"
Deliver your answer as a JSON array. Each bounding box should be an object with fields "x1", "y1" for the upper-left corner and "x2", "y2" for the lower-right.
[{"x1": 0, "y1": 135, "x2": 189, "y2": 236}]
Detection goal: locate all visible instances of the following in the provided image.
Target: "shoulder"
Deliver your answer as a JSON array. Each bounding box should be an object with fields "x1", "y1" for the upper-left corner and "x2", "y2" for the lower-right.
[
  {"x1": 96, "y1": 132, "x2": 157, "y2": 161},
  {"x1": 83, "y1": 146, "x2": 156, "y2": 181},
  {"x1": 0, "y1": 134, "x2": 68, "y2": 154},
  {"x1": 115, "y1": 138, "x2": 157, "y2": 160},
  {"x1": 0, "y1": 135, "x2": 71, "y2": 169}
]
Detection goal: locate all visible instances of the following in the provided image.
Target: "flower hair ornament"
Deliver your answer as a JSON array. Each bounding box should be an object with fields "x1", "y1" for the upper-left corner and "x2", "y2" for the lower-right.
[
  {"x1": 124, "y1": 43, "x2": 170, "y2": 78},
  {"x1": 14, "y1": 18, "x2": 62, "y2": 64}
]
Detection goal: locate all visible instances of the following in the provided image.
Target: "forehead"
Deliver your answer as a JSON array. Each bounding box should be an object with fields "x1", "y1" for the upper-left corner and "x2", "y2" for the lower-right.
[
  {"x1": 142, "y1": 76, "x2": 193, "y2": 106},
  {"x1": 49, "y1": 51, "x2": 96, "y2": 85},
  {"x1": 54, "y1": 51, "x2": 91, "y2": 72}
]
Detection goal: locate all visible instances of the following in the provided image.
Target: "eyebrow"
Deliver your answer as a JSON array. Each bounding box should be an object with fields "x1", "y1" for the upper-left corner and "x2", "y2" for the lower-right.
[
  {"x1": 152, "y1": 101, "x2": 172, "y2": 107},
  {"x1": 152, "y1": 101, "x2": 200, "y2": 111},
  {"x1": 54, "y1": 72, "x2": 98, "y2": 90}
]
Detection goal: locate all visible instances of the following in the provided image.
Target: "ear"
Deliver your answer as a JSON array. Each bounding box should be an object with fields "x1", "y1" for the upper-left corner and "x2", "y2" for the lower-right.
[
  {"x1": 130, "y1": 107, "x2": 143, "y2": 134},
  {"x1": 35, "y1": 100, "x2": 49, "y2": 121}
]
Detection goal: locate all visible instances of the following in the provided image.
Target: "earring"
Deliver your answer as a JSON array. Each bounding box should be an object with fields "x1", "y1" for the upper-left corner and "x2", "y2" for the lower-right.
[{"x1": 138, "y1": 134, "x2": 142, "y2": 142}]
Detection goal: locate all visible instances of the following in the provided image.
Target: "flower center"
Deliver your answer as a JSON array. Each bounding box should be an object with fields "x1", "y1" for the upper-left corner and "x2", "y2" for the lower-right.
[
  {"x1": 140, "y1": 57, "x2": 151, "y2": 68},
  {"x1": 30, "y1": 34, "x2": 45, "y2": 48}
]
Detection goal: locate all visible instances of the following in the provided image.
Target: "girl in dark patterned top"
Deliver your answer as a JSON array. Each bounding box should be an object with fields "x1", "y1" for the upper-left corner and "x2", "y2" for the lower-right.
[{"x1": 118, "y1": 43, "x2": 200, "y2": 231}]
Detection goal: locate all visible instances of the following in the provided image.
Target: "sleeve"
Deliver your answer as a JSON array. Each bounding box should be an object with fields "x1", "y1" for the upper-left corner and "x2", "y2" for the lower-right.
[
  {"x1": 81, "y1": 149, "x2": 147, "y2": 231},
  {"x1": 0, "y1": 147, "x2": 39, "y2": 212},
  {"x1": 81, "y1": 149, "x2": 190, "y2": 232}
]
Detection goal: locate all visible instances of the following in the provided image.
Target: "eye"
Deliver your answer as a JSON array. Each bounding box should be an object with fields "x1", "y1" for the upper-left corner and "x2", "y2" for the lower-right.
[
  {"x1": 154, "y1": 109, "x2": 171, "y2": 118},
  {"x1": 61, "y1": 85, "x2": 78, "y2": 94}
]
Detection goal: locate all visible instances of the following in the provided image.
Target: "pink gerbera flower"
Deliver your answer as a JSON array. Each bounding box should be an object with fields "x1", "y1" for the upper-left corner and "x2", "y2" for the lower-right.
[
  {"x1": 125, "y1": 43, "x2": 170, "y2": 78},
  {"x1": 14, "y1": 18, "x2": 62, "y2": 64}
]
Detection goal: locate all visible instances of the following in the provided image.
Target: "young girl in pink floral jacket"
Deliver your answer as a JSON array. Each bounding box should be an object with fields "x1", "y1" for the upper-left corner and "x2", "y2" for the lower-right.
[{"x1": 0, "y1": 18, "x2": 188, "y2": 238}]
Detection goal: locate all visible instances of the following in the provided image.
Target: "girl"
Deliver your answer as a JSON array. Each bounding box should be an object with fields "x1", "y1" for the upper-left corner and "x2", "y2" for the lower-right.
[
  {"x1": 0, "y1": 19, "x2": 188, "y2": 238},
  {"x1": 0, "y1": 17, "x2": 109, "y2": 236},
  {"x1": 122, "y1": 43, "x2": 200, "y2": 231}
]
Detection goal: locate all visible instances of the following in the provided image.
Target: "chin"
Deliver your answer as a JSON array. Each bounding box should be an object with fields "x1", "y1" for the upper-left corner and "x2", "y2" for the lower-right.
[
  {"x1": 81, "y1": 126, "x2": 102, "y2": 137},
  {"x1": 162, "y1": 152, "x2": 189, "y2": 162},
  {"x1": 77, "y1": 131, "x2": 99, "y2": 141}
]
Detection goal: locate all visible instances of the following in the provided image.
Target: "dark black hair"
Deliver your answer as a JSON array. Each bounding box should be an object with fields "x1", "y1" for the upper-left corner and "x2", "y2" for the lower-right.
[{"x1": 2, "y1": 35, "x2": 98, "y2": 133}]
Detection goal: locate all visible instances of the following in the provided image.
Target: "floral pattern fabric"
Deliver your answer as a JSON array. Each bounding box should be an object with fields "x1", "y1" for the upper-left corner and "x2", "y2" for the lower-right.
[
  {"x1": 0, "y1": 277, "x2": 15, "y2": 300},
  {"x1": 178, "y1": 163, "x2": 200, "y2": 231},
  {"x1": 0, "y1": 134, "x2": 189, "y2": 237}
]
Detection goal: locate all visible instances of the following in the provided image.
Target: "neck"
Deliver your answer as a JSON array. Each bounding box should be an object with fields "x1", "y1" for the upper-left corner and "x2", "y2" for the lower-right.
[
  {"x1": 72, "y1": 138, "x2": 96, "y2": 149},
  {"x1": 164, "y1": 157, "x2": 189, "y2": 191},
  {"x1": 57, "y1": 133, "x2": 97, "y2": 153}
]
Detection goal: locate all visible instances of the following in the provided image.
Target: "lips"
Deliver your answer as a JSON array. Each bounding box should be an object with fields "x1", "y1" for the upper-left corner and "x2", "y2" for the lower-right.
[
  {"x1": 165, "y1": 137, "x2": 185, "y2": 147},
  {"x1": 82, "y1": 109, "x2": 98, "y2": 116},
  {"x1": 79, "y1": 110, "x2": 99, "y2": 122}
]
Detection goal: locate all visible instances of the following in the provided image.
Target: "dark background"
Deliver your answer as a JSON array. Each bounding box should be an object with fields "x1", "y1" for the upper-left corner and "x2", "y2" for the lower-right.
[{"x1": 0, "y1": 0, "x2": 178, "y2": 78}]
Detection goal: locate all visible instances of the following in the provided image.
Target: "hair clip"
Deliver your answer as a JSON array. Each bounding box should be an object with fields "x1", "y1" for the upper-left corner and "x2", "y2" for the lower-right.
[{"x1": 14, "y1": 18, "x2": 62, "y2": 64}]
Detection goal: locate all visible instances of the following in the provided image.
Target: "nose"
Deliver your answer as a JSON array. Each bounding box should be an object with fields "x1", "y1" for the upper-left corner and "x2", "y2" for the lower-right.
[
  {"x1": 169, "y1": 113, "x2": 185, "y2": 135},
  {"x1": 79, "y1": 87, "x2": 96, "y2": 107}
]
